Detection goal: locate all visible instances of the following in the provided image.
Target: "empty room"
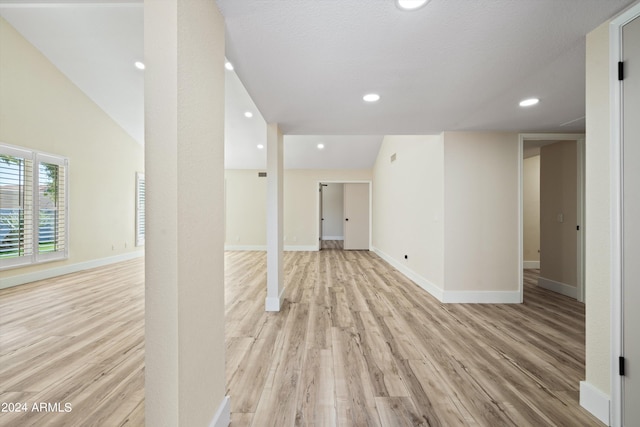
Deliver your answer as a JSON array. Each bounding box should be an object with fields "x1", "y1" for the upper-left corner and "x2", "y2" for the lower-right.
[{"x1": 1, "y1": 1, "x2": 639, "y2": 426}]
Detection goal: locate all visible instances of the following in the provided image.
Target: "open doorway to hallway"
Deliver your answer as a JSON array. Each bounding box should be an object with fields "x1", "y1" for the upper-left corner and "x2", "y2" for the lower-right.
[
  {"x1": 318, "y1": 181, "x2": 371, "y2": 251},
  {"x1": 520, "y1": 134, "x2": 585, "y2": 302}
]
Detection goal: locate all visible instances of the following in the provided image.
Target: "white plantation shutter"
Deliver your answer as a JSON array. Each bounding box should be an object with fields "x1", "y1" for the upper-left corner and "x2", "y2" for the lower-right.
[
  {"x1": 136, "y1": 172, "x2": 145, "y2": 246},
  {"x1": 0, "y1": 146, "x2": 34, "y2": 268},
  {"x1": 0, "y1": 144, "x2": 68, "y2": 269},
  {"x1": 35, "y1": 154, "x2": 68, "y2": 262}
]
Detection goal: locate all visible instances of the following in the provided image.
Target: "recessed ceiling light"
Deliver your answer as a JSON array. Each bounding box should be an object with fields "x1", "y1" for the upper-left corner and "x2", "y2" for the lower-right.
[
  {"x1": 519, "y1": 98, "x2": 539, "y2": 107},
  {"x1": 225, "y1": 61, "x2": 234, "y2": 71},
  {"x1": 134, "y1": 61, "x2": 145, "y2": 70},
  {"x1": 363, "y1": 93, "x2": 380, "y2": 102},
  {"x1": 317, "y1": 143, "x2": 325, "y2": 150},
  {"x1": 244, "y1": 111, "x2": 253, "y2": 118},
  {"x1": 257, "y1": 144, "x2": 264, "y2": 149},
  {"x1": 396, "y1": 0, "x2": 430, "y2": 11}
]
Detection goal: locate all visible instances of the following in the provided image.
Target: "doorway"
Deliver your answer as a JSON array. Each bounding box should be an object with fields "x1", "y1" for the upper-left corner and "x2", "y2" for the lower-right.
[
  {"x1": 318, "y1": 181, "x2": 371, "y2": 251},
  {"x1": 519, "y1": 134, "x2": 585, "y2": 303},
  {"x1": 319, "y1": 183, "x2": 344, "y2": 250}
]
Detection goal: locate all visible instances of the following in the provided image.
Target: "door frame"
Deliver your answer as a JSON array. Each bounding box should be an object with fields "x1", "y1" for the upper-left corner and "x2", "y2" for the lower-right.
[
  {"x1": 611, "y1": 4, "x2": 640, "y2": 425},
  {"x1": 315, "y1": 180, "x2": 372, "y2": 251},
  {"x1": 518, "y1": 133, "x2": 586, "y2": 304}
]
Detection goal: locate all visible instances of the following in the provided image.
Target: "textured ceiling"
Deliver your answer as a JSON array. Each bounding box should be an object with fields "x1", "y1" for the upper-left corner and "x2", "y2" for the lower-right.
[
  {"x1": 218, "y1": 0, "x2": 634, "y2": 135},
  {"x1": 1, "y1": 0, "x2": 636, "y2": 170}
]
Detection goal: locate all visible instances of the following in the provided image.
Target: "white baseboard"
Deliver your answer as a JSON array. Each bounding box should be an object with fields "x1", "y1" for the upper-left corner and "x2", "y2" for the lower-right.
[
  {"x1": 224, "y1": 245, "x2": 318, "y2": 252},
  {"x1": 523, "y1": 260, "x2": 540, "y2": 269},
  {"x1": 284, "y1": 245, "x2": 318, "y2": 252},
  {"x1": 442, "y1": 290, "x2": 521, "y2": 304},
  {"x1": 321, "y1": 236, "x2": 344, "y2": 241},
  {"x1": 538, "y1": 276, "x2": 578, "y2": 299},
  {"x1": 0, "y1": 251, "x2": 144, "y2": 290},
  {"x1": 209, "y1": 395, "x2": 231, "y2": 427},
  {"x1": 265, "y1": 287, "x2": 285, "y2": 312},
  {"x1": 372, "y1": 247, "x2": 521, "y2": 304},
  {"x1": 579, "y1": 381, "x2": 610, "y2": 425},
  {"x1": 372, "y1": 246, "x2": 445, "y2": 302},
  {"x1": 224, "y1": 245, "x2": 267, "y2": 251}
]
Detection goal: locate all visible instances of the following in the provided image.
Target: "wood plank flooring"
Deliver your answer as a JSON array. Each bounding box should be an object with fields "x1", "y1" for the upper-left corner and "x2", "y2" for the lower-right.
[
  {"x1": 0, "y1": 249, "x2": 602, "y2": 426},
  {"x1": 225, "y1": 252, "x2": 601, "y2": 427},
  {"x1": 0, "y1": 258, "x2": 145, "y2": 427}
]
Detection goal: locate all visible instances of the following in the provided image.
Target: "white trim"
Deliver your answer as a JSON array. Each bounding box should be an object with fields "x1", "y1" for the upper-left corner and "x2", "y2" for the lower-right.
[
  {"x1": 577, "y1": 138, "x2": 586, "y2": 303},
  {"x1": 518, "y1": 136, "x2": 524, "y2": 303},
  {"x1": 208, "y1": 396, "x2": 231, "y2": 427},
  {"x1": 224, "y1": 245, "x2": 267, "y2": 251},
  {"x1": 265, "y1": 287, "x2": 285, "y2": 312},
  {"x1": 0, "y1": 251, "x2": 144, "y2": 290},
  {"x1": 442, "y1": 290, "x2": 521, "y2": 304},
  {"x1": 321, "y1": 236, "x2": 344, "y2": 241},
  {"x1": 284, "y1": 245, "x2": 319, "y2": 252},
  {"x1": 223, "y1": 245, "x2": 320, "y2": 252},
  {"x1": 523, "y1": 260, "x2": 540, "y2": 269},
  {"x1": 373, "y1": 246, "x2": 520, "y2": 304},
  {"x1": 537, "y1": 276, "x2": 578, "y2": 299},
  {"x1": 610, "y1": 4, "x2": 640, "y2": 425},
  {"x1": 580, "y1": 381, "x2": 610, "y2": 425},
  {"x1": 372, "y1": 246, "x2": 445, "y2": 302}
]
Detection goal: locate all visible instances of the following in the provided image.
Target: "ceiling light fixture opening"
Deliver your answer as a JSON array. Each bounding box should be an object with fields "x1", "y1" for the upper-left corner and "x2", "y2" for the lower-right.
[
  {"x1": 244, "y1": 111, "x2": 254, "y2": 118},
  {"x1": 225, "y1": 61, "x2": 234, "y2": 71},
  {"x1": 134, "y1": 61, "x2": 145, "y2": 70},
  {"x1": 396, "y1": 0, "x2": 430, "y2": 11},
  {"x1": 519, "y1": 98, "x2": 539, "y2": 107},
  {"x1": 363, "y1": 93, "x2": 380, "y2": 102},
  {"x1": 317, "y1": 143, "x2": 325, "y2": 150},
  {"x1": 257, "y1": 144, "x2": 264, "y2": 149}
]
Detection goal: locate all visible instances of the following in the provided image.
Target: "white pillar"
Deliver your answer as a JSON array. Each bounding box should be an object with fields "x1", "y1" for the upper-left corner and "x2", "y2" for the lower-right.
[
  {"x1": 144, "y1": 1, "x2": 229, "y2": 426},
  {"x1": 266, "y1": 123, "x2": 284, "y2": 311}
]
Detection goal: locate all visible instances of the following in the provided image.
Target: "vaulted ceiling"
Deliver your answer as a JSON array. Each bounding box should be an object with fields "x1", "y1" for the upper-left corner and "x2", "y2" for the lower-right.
[{"x1": 1, "y1": 0, "x2": 635, "y2": 169}]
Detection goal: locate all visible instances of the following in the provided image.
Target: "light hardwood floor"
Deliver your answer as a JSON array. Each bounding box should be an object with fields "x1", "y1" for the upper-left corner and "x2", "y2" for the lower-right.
[
  {"x1": 0, "y1": 250, "x2": 602, "y2": 426},
  {"x1": 0, "y1": 258, "x2": 145, "y2": 427},
  {"x1": 225, "y1": 252, "x2": 601, "y2": 427}
]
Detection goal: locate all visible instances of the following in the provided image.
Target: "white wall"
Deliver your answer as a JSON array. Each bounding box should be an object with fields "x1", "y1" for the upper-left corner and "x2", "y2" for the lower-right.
[
  {"x1": 321, "y1": 183, "x2": 344, "y2": 239},
  {"x1": 443, "y1": 132, "x2": 520, "y2": 295},
  {"x1": 372, "y1": 132, "x2": 520, "y2": 302},
  {"x1": 585, "y1": 19, "x2": 611, "y2": 396},
  {"x1": 225, "y1": 170, "x2": 267, "y2": 248},
  {"x1": 225, "y1": 169, "x2": 372, "y2": 250},
  {"x1": 144, "y1": 1, "x2": 227, "y2": 424},
  {"x1": 372, "y1": 135, "x2": 445, "y2": 292},
  {"x1": 523, "y1": 155, "x2": 540, "y2": 266},
  {"x1": 0, "y1": 16, "x2": 144, "y2": 287}
]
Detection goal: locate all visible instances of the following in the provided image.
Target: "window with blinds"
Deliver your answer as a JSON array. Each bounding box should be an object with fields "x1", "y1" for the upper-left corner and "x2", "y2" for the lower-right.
[
  {"x1": 0, "y1": 144, "x2": 68, "y2": 269},
  {"x1": 136, "y1": 172, "x2": 145, "y2": 247}
]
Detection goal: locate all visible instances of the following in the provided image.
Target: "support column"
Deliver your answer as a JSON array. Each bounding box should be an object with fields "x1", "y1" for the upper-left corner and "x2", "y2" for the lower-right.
[
  {"x1": 144, "y1": 1, "x2": 229, "y2": 426},
  {"x1": 266, "y1": 123, "x2": 284, "y2": 311}
]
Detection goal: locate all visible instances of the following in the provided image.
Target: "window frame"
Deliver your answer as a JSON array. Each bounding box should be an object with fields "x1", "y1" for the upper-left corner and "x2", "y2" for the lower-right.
[{"x1": 0, "y1": 143, "x2": 69, "y2": 270}]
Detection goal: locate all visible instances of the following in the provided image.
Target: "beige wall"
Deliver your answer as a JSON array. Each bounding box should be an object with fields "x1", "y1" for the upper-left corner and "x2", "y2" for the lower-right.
[
  {"x1": 443, "y1": 131, "x2": 520, "y2": 292},
  {"x1": 372, "y1": 135, "x2": 445, "y2": 289},
  {"x1": 225, "y1": 169, "x2": 372, "y2": 249},
  {"x1": 585, "y1": 20, "x2": 611, "y2": 395},
  {"x1": 225, "y1": 170, "x2": 267, "y2": 247},
  {"x1": 523, "y1": 155, "x2": 540, "y2": 263},
  {"x1": 540, "y1": 141, "x2": 578, "y2": 288},
  {"x1": 0, "y1": 17, "x2": 144, "y2": 285}
]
